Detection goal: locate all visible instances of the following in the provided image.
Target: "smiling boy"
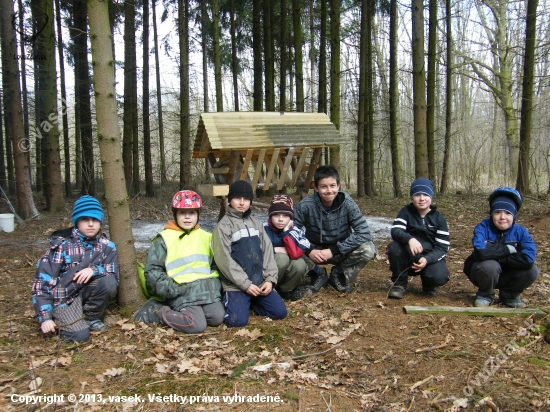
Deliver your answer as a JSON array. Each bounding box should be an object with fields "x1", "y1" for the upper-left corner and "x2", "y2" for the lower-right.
[
  {"x1": 293, "y1": 166, "x2": 377, "y2": 294},
  {"x1": 463, "y1": 187, "x2": 539, "y2": 308},
  {"x1": 387, "y1": 178, "x2": 450, "y2": 299}
]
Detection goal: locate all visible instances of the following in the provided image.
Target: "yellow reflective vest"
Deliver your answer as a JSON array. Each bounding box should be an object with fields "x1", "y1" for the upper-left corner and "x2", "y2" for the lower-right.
[{"x1": 159, "y1": 228, "x2": 219, "y2": 284}]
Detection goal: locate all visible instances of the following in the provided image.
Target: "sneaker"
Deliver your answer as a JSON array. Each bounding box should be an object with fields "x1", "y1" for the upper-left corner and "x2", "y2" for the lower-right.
[
  {"x1": 473, "y1": 297, "x2": 493, "y2": 307},
  {"x1": 279, "y1": 286, "x2": 313, "y2": 301},
  {"x1": 86, "y1": 319, "x2": 108, "y2": 333},
  {"x1": 328, "y1": 272, "x2": 353, "y2": 294},
  {"x1": 422, "y1": 286, "x2": 437, "y2": 297},
  {"x1": 307, "y1": 268, "x2": 329, "y2": 293},
  {"x1": 500, "y1": 297, "x2": 526, "y2": 308},
  {"x1": 388, "y1": 285, "x2": 406, "y2": 299},
  {"x1": 133, "y1": 298, "x2": 164, "y2": 324}
]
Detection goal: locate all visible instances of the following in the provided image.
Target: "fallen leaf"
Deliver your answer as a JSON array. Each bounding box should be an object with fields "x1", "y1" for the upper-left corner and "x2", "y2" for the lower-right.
[
  {"x1": 104, "y1": 367, "x2": 125, "y2": 377},
  {"x1": 327, "y1": 336, "x2": 346, "y2": 344},
  {"x1": 377, "y1": 302, "x2": 385, "y2": 309},
  {"x1": 155, "y1": 363, "x2": 169, "y2": 374},
  {"x1": 252, "y1": 363, "x2": 273, "y2": 372},
  {"x1": 29, "y1": 377, "x2": 42, "y2": 392},
  {"x1": 177, "y1": 360, "x2": 194, "y2": 373},
  {"x1": 116, "y1": 319, "x2": 129, "y2": 326},
  {"x1": 121, "y1": 323, "x2": 135, "y2": 331},
  {"x1": 96, "y1": 374, "x2": 105, "y2": 383},
  {"x1": 452, "y1": 398, "x2": 469, "y2": 409}
]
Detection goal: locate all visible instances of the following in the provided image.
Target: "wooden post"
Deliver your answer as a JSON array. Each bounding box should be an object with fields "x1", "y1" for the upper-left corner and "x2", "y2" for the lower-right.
[{"x1": 301, "y1": 148, "x2": 322, "y2": 198}]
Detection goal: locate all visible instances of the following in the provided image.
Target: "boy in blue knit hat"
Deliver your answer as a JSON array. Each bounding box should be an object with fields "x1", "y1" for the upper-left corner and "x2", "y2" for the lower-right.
[
  {"x1": 387, "y1": 178, "x2": 450, "y2": 299},
  {"x1": 463, "y1": 187, "x2": 539, "y2": 308},
  {"x1": 32, "y1": 195, "x2": 118, "y2": 342}
]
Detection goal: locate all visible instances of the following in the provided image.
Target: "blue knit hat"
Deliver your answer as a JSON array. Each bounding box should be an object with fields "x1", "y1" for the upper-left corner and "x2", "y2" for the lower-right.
[
  {"x1": 410, "y1": 178, "x2": 434, "y2": 199},
  {"x1": 490, "y1": 196, "x2": 517, "y2": 218},
  {"x1": 72, "y1": 195, "x2": 104, "y2": 226}
]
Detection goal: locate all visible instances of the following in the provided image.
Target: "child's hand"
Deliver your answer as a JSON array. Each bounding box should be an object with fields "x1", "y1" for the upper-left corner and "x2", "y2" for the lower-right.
[
  {"x1": 284, "y1": 220, "x2": 293, "y2": 232},
  {"x1": 73, "y1": 268, "x2": 94, "y2": 284},
  {"x1": 274, "y1": 247, "x2": 288, "y2": 254},
  {"x1": 408, "y1": 238, "x2": 423, "y2": 255},
  {"x1": 41, "y1": 320, "x2": 57, "y2": 334},
  {"x1": 412, "y1": 257, "x2": 427, "y2": 272},
  {"x1": 309, "y1": 249, "x2": 332, "y2": 263},
  {"x1": 259, "y1": 281, "x2": 273, "y2": 295},
  {"x1": 246, "y1": 284, "x2": 262, "y2": 296}
]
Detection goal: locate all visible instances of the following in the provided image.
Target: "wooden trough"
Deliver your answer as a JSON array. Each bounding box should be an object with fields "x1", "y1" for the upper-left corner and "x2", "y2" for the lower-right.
[{"x1": 193, "y1": 112, "x2": 345, "y2": 215}]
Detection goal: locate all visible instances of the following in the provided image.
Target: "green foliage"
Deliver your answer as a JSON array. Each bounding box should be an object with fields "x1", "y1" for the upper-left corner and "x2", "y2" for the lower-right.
[{"x1": 231, "y1": 358, "x2": 257, "y2": 378}]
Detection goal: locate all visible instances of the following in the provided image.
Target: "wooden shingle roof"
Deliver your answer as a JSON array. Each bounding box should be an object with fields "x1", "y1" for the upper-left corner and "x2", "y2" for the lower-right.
[{"x1": 193, "y1": 112, "x2": 344, "y2": 157}]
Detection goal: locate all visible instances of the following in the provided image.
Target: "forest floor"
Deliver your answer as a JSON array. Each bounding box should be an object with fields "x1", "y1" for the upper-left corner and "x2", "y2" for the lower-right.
[{"x1": 0, "y1": 189, "x2": 549, "y2": 411}]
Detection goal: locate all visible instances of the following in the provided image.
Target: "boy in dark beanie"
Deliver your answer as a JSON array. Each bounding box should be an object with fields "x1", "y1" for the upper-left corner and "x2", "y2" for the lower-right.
[
  {"x1": 387, "y1": 178, "x2": 450, "y2": 299},
  {"x1": 463, "y1": 187, "x2": 539, "y2": 308},
  {"x1": 32, "y1": 196, "x2": 118, "y2": 342},
  {"x1": 212, "y1": 180, "x2": 287, "y2": 326},
  {"x1": 264, "y1": 194, "x2": 320, "y2": 301}
]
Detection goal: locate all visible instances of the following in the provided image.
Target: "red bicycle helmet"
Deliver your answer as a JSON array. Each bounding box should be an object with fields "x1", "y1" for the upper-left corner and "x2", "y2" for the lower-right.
[{"x1": 172, "y1": 190, "x2": 202, "y2": 211}]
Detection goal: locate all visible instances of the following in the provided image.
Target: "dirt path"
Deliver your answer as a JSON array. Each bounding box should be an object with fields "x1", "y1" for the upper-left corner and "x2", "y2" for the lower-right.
[{"x1": 0, "y1": 193, "x2": 548, "y2": 411}]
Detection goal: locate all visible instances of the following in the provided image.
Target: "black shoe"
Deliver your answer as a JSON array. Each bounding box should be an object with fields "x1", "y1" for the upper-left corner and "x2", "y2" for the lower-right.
[
  {"x1": 388, "y1": 285, "x2": 406, "y2": 299},
  {"x1": 307, "y1": 268, "x2": 329, "y2": 293},
  {"x1": 133, "y1": 299, "x2": 164, "y2": 324},
  {"x1": 279, "y1": 286, "x2": 313, "y2": 301},
  {"x1": 422, "y1": 286, "x2": 437, "y2": 296},
  {"x1": 328, "y1": 272, "x2": 353, "y2": 294}
]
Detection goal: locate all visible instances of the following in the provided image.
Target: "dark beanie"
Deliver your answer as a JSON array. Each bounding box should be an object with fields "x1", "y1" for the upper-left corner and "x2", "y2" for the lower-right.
[
  {"x1": 72, "y1": 195, "x2": 104, "y2": 225},
  {"x1": 410, "y1": 178, "x2": 434, "y2": 199},
  {"x1": 228, "y1": 180, "x2": 254, "y2": 201},
  {"x1": 269, "y1": 194, "x2": 294, "y2": 218},
  {"x1": 490, "y1": 196, "x2": 517, "y2": 218}
]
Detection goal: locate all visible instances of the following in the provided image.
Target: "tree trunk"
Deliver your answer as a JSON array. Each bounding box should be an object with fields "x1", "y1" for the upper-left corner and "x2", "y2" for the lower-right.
[
  {"x1": 55, "y1": 0, "x2": 71, "y2": 197},
  {"x1": 279, "y1": 0, "x2": 287, "y2": 111},
  {"x1": 357, "y1": 0, "x2": 367, "y2": 197},
  {"x1": 36, "y1": 0, "x2": 65, "y2": 210},
  {"x1": 88, "y1": 0, "x2": 141, "y2": 310},
  {"x1": 252, "y1": 0, "x2": 263, "y2": 111},
  {"x1": 152, "y1": 0, "x2": 166, "y2": 184},
  {"x1": 18, "y1": 0, "x2": 31, "y2": 186},
  {"x1": 143, "y1": 0, "x2": 154, "y2": 197},
  {"x1": 212, "y1": 0, "x2": 223, "y2": 112},
  {"x1": 329, "y1": 0, "x2": 340, "y2": 168},
  {"x1": 123, "y1": 0, "x2": 135, "y2": 193},
  {"x1": 440, "y1": 0, "x2": 452, "y2": 194},
  {"x1": 0, "y1": 0, "x2": 40, "y2": 219},
  {"x1": 412, "y1": 0, "x2": 429, "y2": 178},
  {"x1": 264, "y1": 0, "x2": 274, "y2": 111},
  {"x1": 516, "y1": 0, "x2": 538, "y2": 194},
  {"x1": 388, "y1": 0, "x2": 402, "y2": 197},
  {"x1": 364, "y1": 0, "x2": 374, "y2": 196},
  {"x1": 3, "y1": 92, "x2": 16, "y2": 194},
  {"x1": 179, "y1": 0, "x2": 191, "y2": 187},
  {"x1": 74, "y1": 0, "x2": 95, "y2": 196},
  {"x1": 229, "y1": 0, "x2": 239, "y2": 111},
  {"x1": 0, "y1": 90, "x2": 6, "y2": 190},
  {"x1": 426, "y1": 0, "x2": 437, "y2": 183},
  {"x1": 318, "y1": 0, "x2": 327, "y2": 115},
  {"x1": 292, "y1": 0, "x2": 304, "y2": 112}
]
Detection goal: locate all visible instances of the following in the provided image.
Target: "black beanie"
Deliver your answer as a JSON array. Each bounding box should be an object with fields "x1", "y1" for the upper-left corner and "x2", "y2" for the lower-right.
[{"x1": 228, "y1": 180, "x2": 254, "y2": 201}]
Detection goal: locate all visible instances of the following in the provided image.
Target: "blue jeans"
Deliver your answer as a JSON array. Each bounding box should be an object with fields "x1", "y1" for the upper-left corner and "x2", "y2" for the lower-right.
[{"x1": 223, "y1": 289, "x2": 287, "y2": 327}]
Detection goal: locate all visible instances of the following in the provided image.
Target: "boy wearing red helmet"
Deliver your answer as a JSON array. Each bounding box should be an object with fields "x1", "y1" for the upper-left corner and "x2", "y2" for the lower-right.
[
  {"x1": 134, "y1": 190, "x2": 224, "y2": 333},
  {"x1": 463, "y1": 187, "x2": 539, "y2": 308}
]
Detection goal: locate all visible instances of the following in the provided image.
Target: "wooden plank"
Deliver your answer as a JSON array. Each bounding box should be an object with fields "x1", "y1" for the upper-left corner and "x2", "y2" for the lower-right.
[
  {"x1": 211, "y1": 166, "x2": 230, "y2": 174},
  {"x1": 263, "y1": 148, "x2": 280, "y2": 190},
  {"x1": 403, "y1": 306, "x2": 546, "y2": 317},
  {"x1": 277, "y1": 148, "x2": 294, "y2": 190},
  {"x1": 290, "y1": 147, "x2": 310, "y2": 187},
  {"x1": 225, "y1": 150, "x2": 241, "y2": 186},
  {"x1": 301, "y1": 148, "x2": 322, "y2": 198},
  {"x1": 251, "y1": 149, "x2": 266, "y2": 191},
  {"x1": 240, "y1": 149, "x2": 254, "y2": 180},
  {"x1": 198, "y1": 184, "x2": 229, "y2": 197}
]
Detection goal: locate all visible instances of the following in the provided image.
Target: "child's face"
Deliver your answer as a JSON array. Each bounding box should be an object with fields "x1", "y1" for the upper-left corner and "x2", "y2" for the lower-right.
[
  {"x1": 492, "y1": 210, "x2": 513, "y2": 231},
  {"x1": 411, "y1": 193, "x2": 432, "y2": 214},
  {"x1": 77, "y1": 217, "x2": 101, "y2": 238},
  {"x1": 270, "y1": 213, "x2": 291, "y2": 230},
  {"x1": 176, "y1": 209, "x2": 199, "y2": 230},
  {"x1": 314, "y1": 177, "x2": 340, "y2": 207},
  {"x1": 229, "y1": 196, "x2": 251, "y2": 212}
]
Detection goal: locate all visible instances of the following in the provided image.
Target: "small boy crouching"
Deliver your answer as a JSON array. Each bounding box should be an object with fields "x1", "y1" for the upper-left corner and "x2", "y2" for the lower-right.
[
  {"x1": 387, "y1": 178, "x2": 450, "y2": 299},
  {"x1": 264, "y1": 194, "x2": 318, "y2": 301},
  {"x1": 32, "y1": 196, "x2": 119, "y2": 342},
  {"x1": 134, "y1": 190, "x2": 225, "y2": 333},
  {"x1": 463, "y1": 187, "x2": 539, "y2": 308},
  {"x1": 212, "y1": 180, "x2": 287, "y2": 327}
]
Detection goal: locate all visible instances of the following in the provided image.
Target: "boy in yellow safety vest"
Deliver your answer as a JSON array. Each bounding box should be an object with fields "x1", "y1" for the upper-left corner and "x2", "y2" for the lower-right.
[{"x1": 133, "y1": 190, "x2": 224, "y2": 333}]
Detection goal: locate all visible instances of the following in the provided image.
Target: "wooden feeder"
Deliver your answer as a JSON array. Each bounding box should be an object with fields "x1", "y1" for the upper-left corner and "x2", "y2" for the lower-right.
[{"x1": 193, "y1": 112, "x2": 344, "y2": 216}]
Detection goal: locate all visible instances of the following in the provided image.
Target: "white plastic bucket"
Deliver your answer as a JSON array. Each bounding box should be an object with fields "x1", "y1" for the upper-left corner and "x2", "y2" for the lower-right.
[{"x1": 0, "y1": 214, "x2": 14, "y2": 232}]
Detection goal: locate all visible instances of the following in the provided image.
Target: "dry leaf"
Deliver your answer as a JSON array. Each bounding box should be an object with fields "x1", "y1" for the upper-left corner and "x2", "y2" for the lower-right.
[
  {"x1": 177, "y1": 360, "x2": 194, "y2": 373},
  {"x1": 56, "y1": 356, "x2": 72, "y2": 366},
  {"x1": 452, "y1": 398, "x2": 469, "y2": 409},
  {"x1": 155, "y1": 363, "x2": 169, "y2": 374},
  {"x1": 248, "y1": 328, "x2": 263, "y2": 341},
  {"x1": 311, "y1": 311, "x2": 325, "y2": 320},
  {"x1": 104, "y1": 367, "x2": 125, "y2": 377},
  {"x1": 377, "y1": 301, "x2": 385, "y2": 309},
  {"x1": 121, "y1": 323, "x2": 135, "y2": 331},
  {"x1": 96, "y1": 374, "x2": 105, "y2": 383},
  {"x1": 29, "y1": 377, "x2": 42, "y2": 391},
  {"x1": 327, "y1": 336, "x2": 346, "y2": 345},
  {"x1": 252, "y1": 363, "x2": 273, "y2": 372},
  {"x1": 116, "y1": 319, "x2": 129, "y2": 326}
]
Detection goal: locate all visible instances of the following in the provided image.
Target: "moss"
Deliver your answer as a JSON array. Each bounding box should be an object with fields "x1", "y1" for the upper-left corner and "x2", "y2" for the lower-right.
[
  {"x1": 528, "y1": 357, "x2": 550, "y2": 367},
  {"x1": 231, "y1": 358, "x2": 257, "y2": 378}
]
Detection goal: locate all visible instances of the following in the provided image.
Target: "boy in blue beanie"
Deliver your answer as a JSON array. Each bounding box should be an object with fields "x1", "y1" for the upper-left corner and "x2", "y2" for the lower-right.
[
  {"x1": 387, "y1": 178, "x2": 450, "y2": 299},
  {"x1": 463, "y1": 187, "x2": 539, "y2": 307},
  {"x1": 32, "y1": 195, "x2": 119, "y2": 342}
]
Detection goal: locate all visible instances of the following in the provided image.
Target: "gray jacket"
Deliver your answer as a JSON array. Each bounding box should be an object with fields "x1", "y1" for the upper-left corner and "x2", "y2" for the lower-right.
[{"x1": 294, "y1": 192, "x2": 373, "y2": 257}]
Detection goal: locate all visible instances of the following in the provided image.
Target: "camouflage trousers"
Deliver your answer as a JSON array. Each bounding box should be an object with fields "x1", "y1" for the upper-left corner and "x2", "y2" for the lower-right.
[{"x1": 302, "y1": 240, "x2": 378, "y2": 283}]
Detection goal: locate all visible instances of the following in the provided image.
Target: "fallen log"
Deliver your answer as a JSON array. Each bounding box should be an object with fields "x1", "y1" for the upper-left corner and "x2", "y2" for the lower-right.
[{"x1": 403, "y1": 305, "x2": 546, "y2": 317}]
